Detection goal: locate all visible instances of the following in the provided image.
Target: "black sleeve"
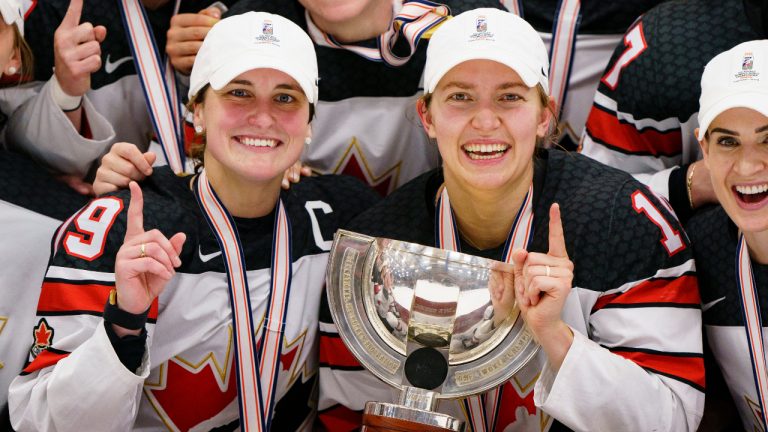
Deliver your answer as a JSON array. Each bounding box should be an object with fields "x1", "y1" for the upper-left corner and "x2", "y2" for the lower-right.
[
  {"x1": 668, "y1": 163, "x2": 692, "y2": 223},
  {"x1": 104, "y1": 322, "x2": 147, "y2": 374}
]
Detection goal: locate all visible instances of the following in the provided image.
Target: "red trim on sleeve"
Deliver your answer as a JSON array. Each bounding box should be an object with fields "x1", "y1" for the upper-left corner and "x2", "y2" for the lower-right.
[
  {"x1": 317, "y1": 404, "x2": 362, "y2": 432},
  {"x1": 611, "y1": 349, "x2": 705, "y2": 390},
  {"x1": 22, "y1": 349, "x2": 69, "y2": 374},
  {"x1": 592, "y1": 275, "x2": 699, "y2": 312},
  {"x1": 319, "y1": 334, "x2": 361, "y2": 368},
  {"x1": 585, "y1": 105, "x2": 682, "y2": 156},
  {"x1": 38, "y1": 281, "x2": 159, "y2": 320}
]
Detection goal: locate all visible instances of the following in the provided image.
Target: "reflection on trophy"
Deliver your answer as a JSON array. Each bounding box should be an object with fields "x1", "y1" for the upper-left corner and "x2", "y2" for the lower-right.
[{"x1": 326, "y1": 230, "x2": 539, "y2": 432}]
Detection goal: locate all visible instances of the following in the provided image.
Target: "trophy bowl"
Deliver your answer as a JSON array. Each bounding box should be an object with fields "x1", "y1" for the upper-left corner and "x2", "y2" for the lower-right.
[{"x1": 326, "y1": 230, "x2": 540, "y2": 432}]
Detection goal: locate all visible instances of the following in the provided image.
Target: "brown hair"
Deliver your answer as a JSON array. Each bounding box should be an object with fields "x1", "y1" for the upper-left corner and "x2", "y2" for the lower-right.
[
  {"x1": 186, "y1": 84, "x2": 316, "y2": 172},
  {"x1": 419, "y1": 83, "x2": 562, "y2": 147},
  {"x1": 15, "y1": 26, "x2": 32, "y2": 79}
]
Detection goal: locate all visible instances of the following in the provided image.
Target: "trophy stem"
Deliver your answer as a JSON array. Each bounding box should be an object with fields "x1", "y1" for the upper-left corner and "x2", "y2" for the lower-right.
[{"x1": 361, "y1": 387, "x2": 464, "y2": 432}]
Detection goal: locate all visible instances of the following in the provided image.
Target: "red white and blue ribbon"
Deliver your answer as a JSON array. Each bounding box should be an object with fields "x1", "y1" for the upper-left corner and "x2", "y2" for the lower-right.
[
  {"x1": 119, "y1": 0, "x2": 186, "y2": 174},
  {"x1": 435, "y1": 183, "x2": 534, "y2": 432},
  {"x1": 736, "y1": 232, "x2": 768, "y2": 430},
  {"x1": 305, "y1": 0, "x2": 450, "y2": 66},
  {"x1": 194, "y1": 169, "x2": 292, "y2": 431},
  {"x1": 501, "y1": 0, "x2": 581, "y2": 119}
]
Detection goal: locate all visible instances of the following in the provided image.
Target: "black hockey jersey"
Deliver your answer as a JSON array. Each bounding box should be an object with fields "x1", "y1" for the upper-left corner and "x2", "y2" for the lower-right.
[
  {"x1": 7, "y1": 166, "x2": 378, "y2": 431},
  {"x1": 581, "y1": 0, "x2": 762, "y2": 218},
  {"x1": 687, "y1": 206, "x2": 768, "y2": 431},
  {"x1": 319, "y1": 149, "x2": 704, "y2": 431}
]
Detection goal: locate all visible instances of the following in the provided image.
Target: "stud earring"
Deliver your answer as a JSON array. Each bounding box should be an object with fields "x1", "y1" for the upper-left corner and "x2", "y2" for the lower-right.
[
  {"x1": 194, "y1": 125, "x2": 203, "y2": 134},
  {"x1": 304, "y1": 136, "x2": 312, "y2": 146},
  {"x1": 6, "y1": 66, "x2": 16, "y2": 75}
]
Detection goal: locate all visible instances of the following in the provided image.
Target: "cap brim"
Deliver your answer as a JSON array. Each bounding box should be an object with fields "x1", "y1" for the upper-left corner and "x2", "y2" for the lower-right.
[
  {"x1": 0, "y1": 3, "x2": 22, "y2": 36},
  {"x1": 426, "y1": 48, "x2": 543, "y2": 94},
  {"x1": 697, "y1": 91, "x2": 768, "y2": 140},
  {"x1": 197, "y1": 51, "x2": 317, "y2": 103}
]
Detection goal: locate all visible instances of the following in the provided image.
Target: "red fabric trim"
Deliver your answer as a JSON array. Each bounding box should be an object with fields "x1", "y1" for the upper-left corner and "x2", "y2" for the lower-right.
[
  {"x1": 592, "y1": 275, "x2": 699, "y2": 312},
  {"x1": 317, "y1": 404, "x2": 362, "y2": 432},
  {"x1": 612, "y1": 349, "x2": 705, "y2": 389},
  {"x1": 319, "y1": 335, "x2": 360, "y2": 368},
  {"x1": 22, "y1": 349, "x2": 69, "y2": 374},
  {"x1": 38, "y1": 281, "x2": 159, "y2": 319},
  {"x1": 586, "y1": 105, "x2": 682, "y2": 156}
]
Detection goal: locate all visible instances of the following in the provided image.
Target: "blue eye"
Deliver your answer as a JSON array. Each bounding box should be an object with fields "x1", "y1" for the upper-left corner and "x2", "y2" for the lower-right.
[
  {"x1": 276, "y1": 94, "x2": 295, "y2": 103},
  {"x1": 229, "y1": 88, "x2": 249, "y2": 98}
]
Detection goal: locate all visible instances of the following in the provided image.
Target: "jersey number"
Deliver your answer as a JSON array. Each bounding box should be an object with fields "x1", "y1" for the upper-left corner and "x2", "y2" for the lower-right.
[
  {"x1": 601, "y1": 23, "x2": 647, "y2": 90},
  {"x1": 63, "y1": 197, "x2": 124, "y2": 261},
  {"x1": 631, "y1": 190, "x2": 684, "y2": 256}
]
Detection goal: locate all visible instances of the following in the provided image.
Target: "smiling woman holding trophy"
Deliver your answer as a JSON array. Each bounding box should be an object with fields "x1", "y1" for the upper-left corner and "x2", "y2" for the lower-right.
[{"x1": 320, "y1": 8, "x2": 704, "y2": 432}]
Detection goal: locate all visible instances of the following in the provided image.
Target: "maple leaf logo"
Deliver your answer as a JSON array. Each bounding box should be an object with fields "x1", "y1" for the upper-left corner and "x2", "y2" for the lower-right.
[
  {"x1": 31, "y1": 318, "x2": 54, "y2": 358},
  {"x1": 331, "y1": 138, "x2": 401, "y2": 196}
]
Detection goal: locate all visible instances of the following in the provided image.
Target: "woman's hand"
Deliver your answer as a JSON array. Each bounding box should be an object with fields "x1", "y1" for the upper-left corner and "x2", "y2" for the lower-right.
[
  {"x1": 94, "y1": 142, "x2": 155, "y2": 196},
  {"x1": 281, "y1": 160, "x2": 312, "y2": 189},
  {"x1": 113, "y1": 182, "x2": 185, "y2": 333},
  {"x1": 512, "y1": 203, "x2": 574, "y2": 370}
]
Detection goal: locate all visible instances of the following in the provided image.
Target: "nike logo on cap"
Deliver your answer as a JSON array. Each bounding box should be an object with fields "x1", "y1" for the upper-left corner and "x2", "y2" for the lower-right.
[
  {"x1": 104, "y1": 54, "x2": 133, "y2": 74},
  {"x1": 702, "y1": 296, "x2": 726, "y2": 312},
  {"x1": 198, "y1": 246, "x2": 222, "y2": 263}
]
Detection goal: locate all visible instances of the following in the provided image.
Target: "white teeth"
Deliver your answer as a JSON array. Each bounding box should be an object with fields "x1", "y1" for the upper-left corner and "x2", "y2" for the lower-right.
[
  {"x1": 463, "y1": 143, "x2": 508, "y2": 153},
  {"x1": 467, "y1": 152, "x2": 504, "y2": 160},
  {"x1": 240, "y1": 137, "x2": 277, "y2": 147},
  {"x1": 736, "y1": 184, "x2": 768, "y2": 195}
]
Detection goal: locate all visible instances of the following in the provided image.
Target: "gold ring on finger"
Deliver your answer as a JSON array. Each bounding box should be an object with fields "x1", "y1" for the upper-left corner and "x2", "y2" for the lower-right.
[
  {"x1": 545, "y1": 265, "x2": 551, "y2": 278},
  {"x1": 140, "y1": 243, "x2": 147, "y2": 258}
]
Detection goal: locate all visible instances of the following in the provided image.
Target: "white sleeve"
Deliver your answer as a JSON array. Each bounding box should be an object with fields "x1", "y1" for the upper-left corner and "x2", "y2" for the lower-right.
[
  {"x1": 534, "y1": 329, "x2": 703, "y2": 432},
  {"x1": 8, "y1": 323, "x2": 150, "y2": 432},
  {"x1": 6, "y1": 78, "x2": 116, "y2": 177}
]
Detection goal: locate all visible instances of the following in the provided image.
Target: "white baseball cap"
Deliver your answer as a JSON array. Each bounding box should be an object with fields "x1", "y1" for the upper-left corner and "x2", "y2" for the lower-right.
[
  {"x1": 0, "y1": 0, "x2": 25, "y2": 36},
  {"x1": 189, "y1": 11, "x2": 318, "y2": 103},
  {"x1": 423, "y1": 8, "x2": 549, "y2": 94},
  {"x1": 698, "y1": 40, "x2": 768, "y2": 140}
]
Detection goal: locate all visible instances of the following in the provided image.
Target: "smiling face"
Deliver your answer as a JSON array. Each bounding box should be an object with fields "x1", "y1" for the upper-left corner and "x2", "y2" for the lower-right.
[
  {"x1": 419, "y1": 59, "x2": 551, "y2": 193},
  {"x1": 193, "y1": 68, "x2": 310, "y2": 187},
  {"x1": 700, "y1": 107, "x2": 768, "y2": 234}
]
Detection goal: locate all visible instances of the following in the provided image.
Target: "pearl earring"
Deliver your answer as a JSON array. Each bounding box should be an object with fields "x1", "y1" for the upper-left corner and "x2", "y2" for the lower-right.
[
  {"x1": 6, "y1": 66, "x2": 16, "y2": 75},
  {"x1": 304, "y1": 136, "x2": 312, "y2": 146},
  {"x1": 194, "y1": 125, "x2": 203, "y2": 134}
]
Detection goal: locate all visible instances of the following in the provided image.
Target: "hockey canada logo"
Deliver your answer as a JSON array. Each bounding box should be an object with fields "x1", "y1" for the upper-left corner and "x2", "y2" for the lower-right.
[
  {"x1": 470, "y1": 15, "x2": 494, "y2": 41},
  {"x1": 735, "y1": 51, "x2": 759, "y2": 81},
  {"x1": 30, "y1": 318, "x2": 54, "y2": 358},
  {"x1": 743, "y1": 53, "x2": 754, "y2": 70},
  {"x1": 255, "y1": 19, "x2": 280, "y2": 45}
]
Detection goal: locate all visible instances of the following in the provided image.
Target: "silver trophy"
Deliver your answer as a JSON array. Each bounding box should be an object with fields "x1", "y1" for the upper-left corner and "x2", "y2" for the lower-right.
[{"x1": 326, "y1": 230, "x2": 539, "y2": 432}]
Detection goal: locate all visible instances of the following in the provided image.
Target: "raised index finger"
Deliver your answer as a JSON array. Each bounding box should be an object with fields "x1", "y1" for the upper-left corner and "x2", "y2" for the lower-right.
[
  {"x1": 547, "y1": 203, "x2": 568, "y2": 258},
  {"x1": 62, "y1": 0, "x2": 83, "y2": 28},
  {"x1": 125, "y1": 181, "x2": 145, "y2": 239}
]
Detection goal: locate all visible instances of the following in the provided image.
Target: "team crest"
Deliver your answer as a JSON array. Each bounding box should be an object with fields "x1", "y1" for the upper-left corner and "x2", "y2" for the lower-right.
[
  {"x1": 476, "y1": 17, "x2": 487, "y2": 33},
  {"x1": 262, "y1": 20, "x2": 273, "y2": 35},
  {"x1": 470, "y1": 15, "x2": 494, "y2": 41},
  {"x1": 743, "y1": 52, "x2": 754, "y2": 70},
  {"x1": 30, "y1": 318, "x2": 54, "y2": 358}
]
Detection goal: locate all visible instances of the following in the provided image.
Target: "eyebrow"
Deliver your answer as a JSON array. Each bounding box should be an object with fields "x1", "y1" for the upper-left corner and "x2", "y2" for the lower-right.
[
  {"x1": 710, "y1": 124, "x2": 768, "y2": 135},
  {"x1": 440, "y1": 81, "x2": 528, "y2": 91},
  {"x1": 227, "y1": 80, "x2": 301, "y2": 91}
]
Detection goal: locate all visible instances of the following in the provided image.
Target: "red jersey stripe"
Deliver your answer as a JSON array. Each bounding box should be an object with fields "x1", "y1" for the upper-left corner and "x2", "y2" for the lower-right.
[
  {"x1": 38, "y1": 281, "x2": 159, "y2": 319},
  {"x1": 592, "y1": 275, "x2": 699, "y2": 313},
  {"x1": 611, "y1": 349, "x2": 705, "y2": 390},
  {"x1": 586, "y1": 105, "x2": 682, "y2": 157},
  {"x1": 317, "y1": 404, "x2": 362, "y2": 432},
  {"x1": 22, "y1": 349, "x2": 69, "y2": 374},
  {"x1": 319, "y1": 335, "x2": 361, "y2": 368}
]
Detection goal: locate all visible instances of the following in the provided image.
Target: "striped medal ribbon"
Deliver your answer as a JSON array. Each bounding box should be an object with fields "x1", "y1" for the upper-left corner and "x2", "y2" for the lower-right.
[
  {"x1": 194, "y1": 170, "x2": 293, "y2": 431},
  {"x1": 305, "y1": 0, "x2": 450, "y2": 66},
  {"x1": 119, "y1": 0, "x2": 186, "y2": 174},
  {"x1": 501, "y1": 0, "x2": 581, "y2": 121},
  {"x1": 435, "y1": 184, "x2": 535, "y2": 432},
  {"x1": 735, "y1": 232, "x2": 768, "y2": 430}
]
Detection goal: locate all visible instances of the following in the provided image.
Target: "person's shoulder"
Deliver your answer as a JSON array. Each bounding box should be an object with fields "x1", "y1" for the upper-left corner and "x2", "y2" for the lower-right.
[
  {"x1": 288, "y1": 174, "x2": 380, "y2": 214},
  {"x1": 686, "y1": 205, "x2": 730, "y2": 244}
]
